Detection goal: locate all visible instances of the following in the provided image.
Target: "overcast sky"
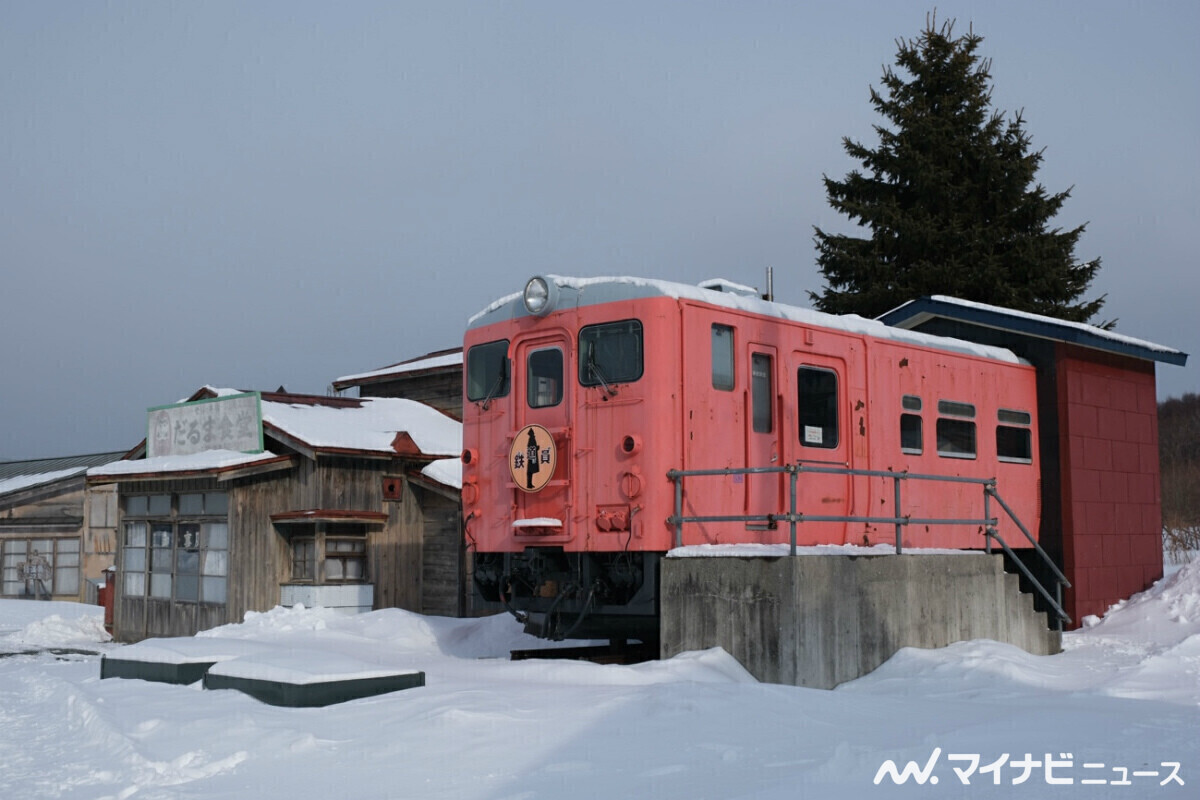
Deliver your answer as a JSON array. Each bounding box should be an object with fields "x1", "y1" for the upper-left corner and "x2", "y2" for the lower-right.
[{"x1": 2, "y1": 1, "x2": 1197, "y2": 461}]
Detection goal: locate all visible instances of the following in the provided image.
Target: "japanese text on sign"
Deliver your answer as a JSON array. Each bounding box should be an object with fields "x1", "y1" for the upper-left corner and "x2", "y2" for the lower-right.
[{"x1": 147, "y1": 393, "x2": 263, "y2": 458}]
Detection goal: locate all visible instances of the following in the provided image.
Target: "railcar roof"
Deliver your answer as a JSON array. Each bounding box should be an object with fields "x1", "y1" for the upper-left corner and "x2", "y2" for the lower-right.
[{"x1": 468, "y1": 275, "x2": 1024, "y2": 365}]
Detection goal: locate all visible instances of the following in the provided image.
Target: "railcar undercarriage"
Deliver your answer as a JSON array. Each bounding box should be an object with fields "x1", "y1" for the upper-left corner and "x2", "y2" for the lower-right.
[{"x1": 473, "y1": 548, "x2": 661, "y2": 643}]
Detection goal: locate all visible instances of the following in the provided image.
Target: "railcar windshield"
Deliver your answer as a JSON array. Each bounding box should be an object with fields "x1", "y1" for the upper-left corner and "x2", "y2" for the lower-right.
[
  {"x1": 466, "y1": 339, "x2": 510, "y2": 403},
  {"x1": 579, "y1": 320, "x2": 643, "y2": 387}
]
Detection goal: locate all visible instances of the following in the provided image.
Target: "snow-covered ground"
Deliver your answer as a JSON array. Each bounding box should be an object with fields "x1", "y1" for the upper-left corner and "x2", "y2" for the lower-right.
[{"x1": 2, "y1": 564, "x2": 1198, "y2": 799}]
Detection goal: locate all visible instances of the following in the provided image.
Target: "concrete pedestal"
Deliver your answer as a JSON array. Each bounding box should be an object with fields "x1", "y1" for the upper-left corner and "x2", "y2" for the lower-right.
[{"x1": 660, "y1": 552, "x2": 1060, "y2": 689}]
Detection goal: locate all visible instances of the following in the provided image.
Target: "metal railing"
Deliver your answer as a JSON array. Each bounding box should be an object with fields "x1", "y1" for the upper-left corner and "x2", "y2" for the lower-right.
[{"x1": 666, "y1": 463, "x2": 1072, "y2": 628}]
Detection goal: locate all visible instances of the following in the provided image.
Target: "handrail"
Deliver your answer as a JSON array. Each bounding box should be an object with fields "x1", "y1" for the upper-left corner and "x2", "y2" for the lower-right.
[
  {"x1": 666, "y1": 462, "x2": 1072, "y2": 629},
  {"x1": 985, "y1": 484, "x2": 1072, "y2": 628}
]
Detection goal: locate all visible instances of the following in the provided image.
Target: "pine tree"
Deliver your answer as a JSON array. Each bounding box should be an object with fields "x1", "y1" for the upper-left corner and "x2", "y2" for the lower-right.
[{"x1": 810, "y1": 15, "x2": 1104, "y2": 323}]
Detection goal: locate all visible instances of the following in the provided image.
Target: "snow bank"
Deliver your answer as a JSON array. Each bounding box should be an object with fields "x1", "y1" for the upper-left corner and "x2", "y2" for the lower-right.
[
  {"x1": 0, "y1": 613, "x2": 111, "y2": 650},
  {"x1": 2, "y1": 564, "x2": 1197, "y2": 799},
  {"x1": 844, "y1": 559, "x2": 1200, "y2": 708},
  {"x1": 0, "y1": 601, "x2": 109, "y2": 649}
]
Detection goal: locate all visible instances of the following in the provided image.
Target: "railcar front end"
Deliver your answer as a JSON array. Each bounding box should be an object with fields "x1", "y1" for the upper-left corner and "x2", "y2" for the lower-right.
[{"x1": 462, "y1": 277, "x2": 681, "y2": 642}]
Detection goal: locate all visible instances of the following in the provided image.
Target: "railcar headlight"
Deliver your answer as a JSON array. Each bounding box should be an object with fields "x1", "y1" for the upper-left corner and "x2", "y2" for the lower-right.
[{"x1": 523, "y1": 276, "x2": 558, "y2": 316}]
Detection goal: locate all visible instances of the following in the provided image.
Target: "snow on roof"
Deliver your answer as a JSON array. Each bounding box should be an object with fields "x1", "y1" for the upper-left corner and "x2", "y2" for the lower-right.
[
  {"x1": 420, "y1": 457, "x2": 462, "y2": 490},
  {"x1": 206, "y1": 649, "x2": 421, "y2": 684},
  {"x1": 468, "y1": 275, "x2": 1023, "y2": 364},
  {"x1": 0, "y1": 466, "x2": 87, "y2": 497},
  {"x1": 0, "y1": 451, "x2": 129, "y2": 483},
  {"x1": 697, "y1": 277, "x2": 760, "y2": 296},
  {"x1": 926, "y1": 295, "x2": 1184, "y2": 355},
  {"x1": 334, "y1": 350, "x2": 463, "y2": 386},
  {"x1": 88, "y1": 449, "x2": 283, "y2": 478},
  {"x1": 180, "y1": 385, "x2": 248, "y2": 403},
  {"x1": 107, "y1": 635, "x2": 281, "y2": 665},
  {"x1": 86, "y1": 393, "x2": 463, "y2": 487},
  {"x1": 261, "y1": 395, "x2": 461, "y2": 458},
  {"x1": 881, "y1": 295, "x2": 1187, "y2": 365}
]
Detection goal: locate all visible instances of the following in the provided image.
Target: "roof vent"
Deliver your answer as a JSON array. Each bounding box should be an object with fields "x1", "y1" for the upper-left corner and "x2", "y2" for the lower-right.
[{"x1": 698, "y1": 278, "x2": 759, "y2": 298}]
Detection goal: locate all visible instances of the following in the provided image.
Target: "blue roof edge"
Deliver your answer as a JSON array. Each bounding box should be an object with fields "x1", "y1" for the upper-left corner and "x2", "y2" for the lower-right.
[{"x1": 879, "y1": 297, "x2": 1188, "y2": 367}]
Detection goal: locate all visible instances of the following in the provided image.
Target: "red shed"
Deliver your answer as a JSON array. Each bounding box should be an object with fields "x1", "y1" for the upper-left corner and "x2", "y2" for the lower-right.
[{"x1": 880, "y1": 297, "x2": 1188, "y2": 628}]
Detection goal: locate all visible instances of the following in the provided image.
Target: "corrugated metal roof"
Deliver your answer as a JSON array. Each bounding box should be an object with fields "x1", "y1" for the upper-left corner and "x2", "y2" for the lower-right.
[{"x1": 0, "y1": 451, "x2": 128, "y2": 482}]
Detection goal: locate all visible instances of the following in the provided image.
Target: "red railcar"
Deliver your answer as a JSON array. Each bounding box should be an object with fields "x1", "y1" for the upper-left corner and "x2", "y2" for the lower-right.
[{"x1": 462, "y1": 276, "x2": 1041, "y2": 641}]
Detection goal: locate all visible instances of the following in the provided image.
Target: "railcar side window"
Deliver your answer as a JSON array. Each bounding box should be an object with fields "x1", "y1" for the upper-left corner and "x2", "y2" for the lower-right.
[
  {"x1": 528, "y1": 348, "x2": 563, "y2": 408},
  {"x1": 752, "y1": 353, "x2": 773, "y2": 433},
  {"x1": 712, "y1": 324, "x2": 734, "y2": 391},
  {"x1": 579, "y1": 320, "x2": 644, "y2": 387},
  {"x1": 996, "y1": 408, "x2": 1033, "y2": 463},
  {"x1": 466, "y1": 340, "x2": 510, "y2": 402},
  {"x1": 936, "y1": 400, "x2": 977, "y2": 459},
  {"x1": 901, "y1": 395, "x2": 923, "y2": 454},
  {"x1": 998, "y1": 409, "x2": 1032, "y2": 425},
  {"x1": 798, "y1": 366, "x2": 838, "y2": 448}
]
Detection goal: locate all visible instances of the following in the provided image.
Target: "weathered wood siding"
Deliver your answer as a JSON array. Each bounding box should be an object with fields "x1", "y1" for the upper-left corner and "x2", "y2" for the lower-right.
[
  {"x1": 0, "y1": 478, "x2": 86, "y2": 528},
  {"x1": 115, "y1": 596, "x2": 229, "y2": 642},
  {"x1": 226, "y1": 457, "x2": 426, "y2": 618},
  {"x1": 416, "y1": 488, "x2": 464, "y2": 617},
  {"x1": 112, "y1": 457, "x2": 464, "y2": 642},
  {"x1": 84, "y1": 485, "x2": 118, "y2": 587},
  {"x1": 372, "y1": 470, "x2": 425, "y2": 611},
  {"x1": 225, "y1": 470, "x2": 294, "y2": 622}
]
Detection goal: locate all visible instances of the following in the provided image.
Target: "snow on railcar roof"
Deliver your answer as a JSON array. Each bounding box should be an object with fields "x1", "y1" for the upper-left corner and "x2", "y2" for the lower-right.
[{"x1": 468, "y1": 275, "x2": 1024, "y2": 364}]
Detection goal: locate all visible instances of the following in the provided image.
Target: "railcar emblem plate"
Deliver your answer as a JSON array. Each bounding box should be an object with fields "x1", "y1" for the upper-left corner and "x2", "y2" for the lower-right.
[{"x1": 509, "y1": 423, "x2": 557, "y2": 492}]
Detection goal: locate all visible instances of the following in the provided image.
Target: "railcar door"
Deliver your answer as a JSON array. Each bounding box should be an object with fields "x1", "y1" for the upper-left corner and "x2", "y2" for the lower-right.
[
  {"x1": 789, "y1": 354, "x2": 851, "y2": 543},
  {"x1": 510, "y1": 334, "x2": 572, "y2": 539},
  {"x1": 745, "y1": 345, "x2": 782, "y2": 527}
]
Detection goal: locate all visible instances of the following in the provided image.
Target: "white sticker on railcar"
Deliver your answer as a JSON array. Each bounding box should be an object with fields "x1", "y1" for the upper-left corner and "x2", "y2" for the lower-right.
[{"x1": 804, "y1": 426, "x2": 824, "y2": 445}]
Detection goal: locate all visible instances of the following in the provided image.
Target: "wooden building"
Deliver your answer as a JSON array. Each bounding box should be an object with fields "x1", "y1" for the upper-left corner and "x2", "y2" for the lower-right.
[
  {"x1": 88, "y1": 388, "x2": 463, "y2": 642},
  {"x1": 0, "y1": 452, "x2": 126, "y2": 602},
  {"x1": 881, "y1": 297, "x2": 1188, "y2": 626},
  {"x1": 333, "y1": 348, "x2": 464, "y2": 420}
]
